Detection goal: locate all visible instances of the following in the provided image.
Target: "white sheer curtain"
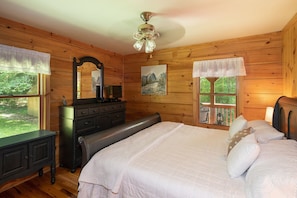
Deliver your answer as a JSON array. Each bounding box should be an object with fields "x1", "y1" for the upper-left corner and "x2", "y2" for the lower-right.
[
  {"x1": 0, "y1": 44, "x2": 51, "y2": 74},
  {"x1": 192, "y1": 57, "x2": 246, "y2": 77}
]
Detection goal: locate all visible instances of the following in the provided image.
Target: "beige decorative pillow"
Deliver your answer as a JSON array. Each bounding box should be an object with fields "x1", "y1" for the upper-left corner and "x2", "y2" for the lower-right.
[{"x1": 228, "y1": 127, "x2": 254, "y2": 155}]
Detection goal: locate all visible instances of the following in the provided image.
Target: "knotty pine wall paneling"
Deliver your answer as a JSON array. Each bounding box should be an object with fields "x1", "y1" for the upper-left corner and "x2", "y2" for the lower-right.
[
  {"x1": 282, "y1": 12, "x2": 297, "y2": 97},
  {"x1": 0, "y1": 17, "x2": 124, "y2": 172},
  {"x1": 124, "y1": 32, "x2": 283, "y2": 123}
]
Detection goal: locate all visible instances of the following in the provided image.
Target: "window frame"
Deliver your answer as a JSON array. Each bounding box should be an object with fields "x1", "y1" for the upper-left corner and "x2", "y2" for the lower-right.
[
  {"x1": 193, "y1": 76, "x2": 244, "y2": 130},
  {"x1": 0, "y1": 73, "x2": 50, "y2": 137}
]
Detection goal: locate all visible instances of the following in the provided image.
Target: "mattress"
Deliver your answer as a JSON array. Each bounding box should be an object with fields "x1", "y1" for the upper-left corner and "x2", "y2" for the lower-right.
[{"x1": 78, "y1": 121, "x2": 246, "y2": 198}]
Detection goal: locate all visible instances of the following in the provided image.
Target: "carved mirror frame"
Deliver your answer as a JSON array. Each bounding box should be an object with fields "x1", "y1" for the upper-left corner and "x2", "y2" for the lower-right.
[{"x1": 73, "y1": 56, "x2": 104, "y2": 105}]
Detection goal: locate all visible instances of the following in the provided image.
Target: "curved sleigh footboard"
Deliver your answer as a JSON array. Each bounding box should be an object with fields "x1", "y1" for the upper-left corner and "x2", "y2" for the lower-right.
[{"x1": 78, "y1": 113, "x2": 161, "y2": 168}]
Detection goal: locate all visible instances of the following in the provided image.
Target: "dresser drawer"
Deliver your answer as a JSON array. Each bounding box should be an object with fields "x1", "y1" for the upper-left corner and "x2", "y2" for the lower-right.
[
  {"x1": 100, "y1": 106, "x2": 111, "y2": 113},
  {"x1": 75, "y1": 108, "x2": 89, "y2": 117},
  {"x1": 88, "y1": 107, "x2": 100, "y2": 115},
  {"x1": 76, "y1": 118, "x2": 95, "y2": 134},
  {"x1": 114, "y1": 103, "x2": 125, "y2": 111},
  {"x1": 95, "y1": 116, "x2": 111, "y2": 131},
  {"x1": 100, "y1": 103, "x2": 125, "y2": 113},
  {"x1": 111, "y1": 112, "x2": 125, "y2": 126}
]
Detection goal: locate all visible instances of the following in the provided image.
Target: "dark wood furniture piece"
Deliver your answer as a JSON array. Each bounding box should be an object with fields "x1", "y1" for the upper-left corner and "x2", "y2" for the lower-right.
[
  {"x1": 79, "y1": 112, "x2": 161, "y2": 167},
  {"x1": 0, "y1": 130, "x2": 56, "y2": 185},
  {"x1": 73, "y1": 56, "x2": 104, "y2": 105},
  {"x1": 59, "y1": 101, "x2": 126, "y2": 172},
  {"x1": 273, "y1": 96, "x2": 297, "y2": 140}
]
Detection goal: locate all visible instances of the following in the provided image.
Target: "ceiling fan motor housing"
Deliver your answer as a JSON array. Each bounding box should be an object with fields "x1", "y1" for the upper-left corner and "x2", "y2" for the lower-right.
[
  {"x1": 138, "y1": 23, "x2": 155, "y2": 34},
  {"x1": 140, "y1": 11, "x2": 152, "y2": 22}
]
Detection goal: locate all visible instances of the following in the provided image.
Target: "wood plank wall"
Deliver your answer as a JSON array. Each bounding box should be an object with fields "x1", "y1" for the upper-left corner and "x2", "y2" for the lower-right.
[
  {"x1": 282, "y1": 13, "x2": 297, "y2": 97},
  {"x1": 0, "y1": 17, "x2": 124, "y2": 177},
  {"x1": 124, "y1": 32, "x2": 283, "y2": 124},
  {"x1": 0, "y1": 17, "x2": 124, "y2": 132}
]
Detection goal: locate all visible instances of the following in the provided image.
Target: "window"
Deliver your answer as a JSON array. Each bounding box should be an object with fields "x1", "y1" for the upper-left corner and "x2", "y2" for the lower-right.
[
  {"x1": 192, "y1": 57, "x2": 246, "y2": 129},
  {"x1": 0, "y1": 44, "x2": 51, "y2": 138},
  {"x1": 0, "y1": 72, "x2": 48, "y2": 138},
  {"x1": 199, "y1": 77, "x2": 237, "y2": 127}
]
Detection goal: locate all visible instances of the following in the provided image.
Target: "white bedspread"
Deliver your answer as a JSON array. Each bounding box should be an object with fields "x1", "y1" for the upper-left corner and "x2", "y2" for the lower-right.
[{"x1": 78, "y1": 122, "x2": 246, "y2": 198}]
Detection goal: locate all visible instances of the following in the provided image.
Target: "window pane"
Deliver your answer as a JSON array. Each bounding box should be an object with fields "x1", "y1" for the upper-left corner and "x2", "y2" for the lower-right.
[
  {"x1": 200, "y1": 77, "x2": 210, "y2": 93},
  {"x1": 199, "y1": 104, "x2": 209, "y2": 124},
  {"x1": 199, "y1": 106, "x2": 236, "y2": 126},
  {"x1": 215, "y1": 95, "x2": 236, "y2": 105},
  {"x1": 214, "y1": 77, "x2": 236, "y2": 94},
  {"x1": 0, "y1": 97, "x2": 39, "y2": 138},
  {"x1": 0, "y1": 72, "x2": 38, "y2": 96},
  {"x1": 200, "y1": 95, "x2": 210, "y2": 104},
  {"x1": 215, "y1": 107, "x2": 236, "y2": 126}
]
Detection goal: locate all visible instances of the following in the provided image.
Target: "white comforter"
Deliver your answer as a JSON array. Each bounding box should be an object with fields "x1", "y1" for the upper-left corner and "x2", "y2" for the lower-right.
[{"x1": 78, "y1": 122, "x2": 245, "y2": 198}]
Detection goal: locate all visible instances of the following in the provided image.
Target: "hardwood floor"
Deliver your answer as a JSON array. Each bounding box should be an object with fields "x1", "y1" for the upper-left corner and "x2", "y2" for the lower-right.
[{"x1": 0, "y1": 167, "x2": 80, "y2": 198}]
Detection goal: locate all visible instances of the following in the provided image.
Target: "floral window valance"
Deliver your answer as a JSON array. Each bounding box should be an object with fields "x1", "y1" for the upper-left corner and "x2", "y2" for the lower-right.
[
  {"x1": 193, "y1": 57, "x2": 246, "y2": 78},
  {"x1": 0, "y1": 44, "x2": 51, "y2": 75}
]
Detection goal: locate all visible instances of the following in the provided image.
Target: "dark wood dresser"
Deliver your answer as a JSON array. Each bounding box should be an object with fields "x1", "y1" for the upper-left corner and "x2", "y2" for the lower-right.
[
  {"x1": 0, "y1": 130, "x2": 56, "y2": 185},
  {"x1": 59, "y1": 101, "x2": 125, "y2": 172}
]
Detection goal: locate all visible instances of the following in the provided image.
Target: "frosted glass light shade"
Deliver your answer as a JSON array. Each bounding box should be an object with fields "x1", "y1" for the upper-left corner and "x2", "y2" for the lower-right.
[
  {"x1": 133, "y1": 40, "x2": 144, "y2": 51},
  {"x1": 144, "y1": 40, "x2": 155, "y2": 53}
]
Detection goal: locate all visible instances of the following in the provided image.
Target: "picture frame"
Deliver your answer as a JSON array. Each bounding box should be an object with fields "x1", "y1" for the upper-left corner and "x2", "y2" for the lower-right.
[{"x1": 141, "y1": 64, "x2": 167, "y2": 95}]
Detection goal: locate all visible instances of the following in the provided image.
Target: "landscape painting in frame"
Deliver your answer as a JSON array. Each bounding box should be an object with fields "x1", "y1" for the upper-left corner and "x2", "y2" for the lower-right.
[{"x1": 141, "y1": 64, "x2": 167, "y2": 95}]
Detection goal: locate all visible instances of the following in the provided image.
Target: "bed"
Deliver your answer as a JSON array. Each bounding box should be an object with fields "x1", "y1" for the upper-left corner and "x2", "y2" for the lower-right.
[{"x1": 77, "y1": 96, "x2": 297, "y2": 198}]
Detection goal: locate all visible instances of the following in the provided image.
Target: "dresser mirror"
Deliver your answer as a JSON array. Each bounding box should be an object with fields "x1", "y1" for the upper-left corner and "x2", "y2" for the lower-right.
[{"x1": 73, "y1": 56, "x2": 104, "y2": 105}]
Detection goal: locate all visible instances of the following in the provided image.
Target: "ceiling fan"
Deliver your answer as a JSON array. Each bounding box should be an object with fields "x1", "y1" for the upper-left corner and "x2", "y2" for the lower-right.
[{"x1": 133, "y1": 11, "x2": 160, "y2": 53}]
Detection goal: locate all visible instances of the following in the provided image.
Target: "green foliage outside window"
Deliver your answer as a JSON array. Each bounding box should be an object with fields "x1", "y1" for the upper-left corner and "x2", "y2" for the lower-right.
[
  {"x1": 199, "y1": 77, "x2": 237, "y2": 126},
  {"x1": 214, "y1": 77, "x2": 236, "y2": 94},
  {"x1": 0, "y1": 72, "x2": 39, "y2": 138},
  {"x1": 200, "y1": 78, "x2": 210, "y2": 103},
  {"x1": 0, "y1": 72, "x2": 37, "y2": 96},
  {"x1": 200, "y1": 77, "x2": 236, "y2": 105}
]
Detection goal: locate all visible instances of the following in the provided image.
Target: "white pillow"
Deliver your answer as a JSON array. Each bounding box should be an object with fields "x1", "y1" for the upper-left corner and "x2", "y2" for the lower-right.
[
  {"x1": 248, "y1": 120, "x2": 284, "y2": 143},
  {"x1": 229, "y1": 115, "x2": 248, "y2": 138},
  {"x1": 247, "y1": 120, "x2": 269, "y2": 128},
  {"x1": 227, "y1": 133, "x2": 260, "y2": 178},
  {"x1": 245, "y1": 140, "x2": 297, "y2": 198}
]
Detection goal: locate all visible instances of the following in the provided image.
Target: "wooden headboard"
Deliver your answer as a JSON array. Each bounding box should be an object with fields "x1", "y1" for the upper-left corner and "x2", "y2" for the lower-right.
[{"x1": 273, "y1": 96, "x2": 297, "y2": 140}]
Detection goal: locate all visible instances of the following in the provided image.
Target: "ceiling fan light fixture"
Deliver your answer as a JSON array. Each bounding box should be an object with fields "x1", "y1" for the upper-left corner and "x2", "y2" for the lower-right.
[
  {"x1": 146, "y1": 39, "x2": 156, "y2": 49},
  {"x1": 133, "y1": 40, "x2": 144, "y2": 51},
  {"x1": 133, "y1": 11, "x2": 160, "y2": 53},
  {"x1": 145, "y1": 40, "x2": 155, "y2": 53}
]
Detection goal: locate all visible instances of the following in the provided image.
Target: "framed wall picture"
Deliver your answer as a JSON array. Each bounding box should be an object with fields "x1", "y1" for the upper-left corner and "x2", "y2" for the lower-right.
[{"x1": 141, "y1": 64, "x2": 167, "y2": 95}]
